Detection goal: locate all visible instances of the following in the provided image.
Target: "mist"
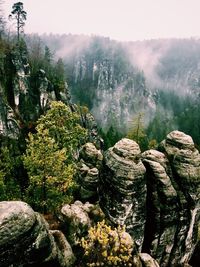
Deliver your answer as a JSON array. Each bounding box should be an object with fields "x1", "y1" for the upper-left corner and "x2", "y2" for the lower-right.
[
  {"x1": 39, "y1": 34, "x2": 200, "y2": 134},
  {"x1": 124, "y1": 40, "x2": 171, "y2": 88}
]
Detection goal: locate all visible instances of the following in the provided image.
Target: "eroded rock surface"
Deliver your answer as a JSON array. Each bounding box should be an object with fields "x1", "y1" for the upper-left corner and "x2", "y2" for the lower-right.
[
  {"x1": 77, "y1": 142, "x2": 103, "y2": 199},
  {"x1": 139, "y1": 253, "x2": 160, "y2": 267},
  {"x1": 141, "y1": 131, "x2": 200, "y2": 266},
  {"x1": 59, "y1": 200, "x2": 104, "y2": 246},
  {"x1": 100, "y1": 138, "x2": 146, "y2": 250},
  {"x1": 0, "y1": 201, "x2": 75, "y2": 267},
  {"x1": 99, "y1": 131, "x2": 200, "y2": 266}
]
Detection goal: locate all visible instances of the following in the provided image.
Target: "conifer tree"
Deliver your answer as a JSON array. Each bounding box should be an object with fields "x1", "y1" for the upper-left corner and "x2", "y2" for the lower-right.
[
  {"x1": 23, "y1": 101, "x2": 88, "y2": 212},
  {"x1": 127, "y1": 113, "x2": 148, "y2": 151},
  {"x1": 9, "y1": 2, "x2": 27, "y2": 41}
]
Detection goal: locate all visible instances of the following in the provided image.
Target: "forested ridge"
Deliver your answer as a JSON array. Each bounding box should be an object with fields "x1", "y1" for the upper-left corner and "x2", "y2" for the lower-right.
[{"x1": 41, "y1": 34, "x2": 200, "y2": 149}]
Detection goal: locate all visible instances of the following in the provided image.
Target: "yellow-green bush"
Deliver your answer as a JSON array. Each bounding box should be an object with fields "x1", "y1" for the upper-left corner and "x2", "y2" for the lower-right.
[{"x1": 81, "y1": 220, "x2": 134, "y2": 266}]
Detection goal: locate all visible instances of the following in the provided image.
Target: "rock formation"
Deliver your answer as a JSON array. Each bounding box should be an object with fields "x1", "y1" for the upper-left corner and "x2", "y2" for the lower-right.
[
  {"x1": 100, "y1": 131, "x2": 200, "y2": 266},
  {"x1": 59, "y1": 200, "x2": 104, "y2": 246},
  {"x1": 156, "y1": 131, "x2": 200, "y2": 266},
  {"x1": 0, "y1": 201, "x2": 75, "y2": 267},
  {"x1": 100, "y1": 138, "x2": 146, "y2": 251},
  {"x1": 1, "y1": 131, "x2": 199, "y2": 266},
  {"x1": 60, "y1": 36, "x2": 156, "y2": 132},
  {"x1": 141, "y1": 149, "x2": 180, "y2": 265},
  {"x1": 0, "y1": 85, "x2": 19, "y2": 138},
  {"x1": 77, "y1": 142, "x2": 103, "y2": 199}
]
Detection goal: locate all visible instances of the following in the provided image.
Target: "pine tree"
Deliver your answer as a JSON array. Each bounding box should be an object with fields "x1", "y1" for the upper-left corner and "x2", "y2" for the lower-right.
[
  {"x1": 127, "y1": 113, "x2": 148, "y2": 151},
  {"x1": 9, "y1": 2, "x2": 27, "y2": 42},
  {"x1": 23, "y1": 101, "x2": 88, "y2": 212}
]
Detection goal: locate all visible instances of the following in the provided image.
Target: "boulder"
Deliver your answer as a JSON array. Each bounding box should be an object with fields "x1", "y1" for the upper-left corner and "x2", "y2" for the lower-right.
[
  {"x1": 0, "y1": 201, "x2": 75, "y2": 267},
  {"x1": 59, "y1": 201, "x2": 104, "y2": 246},
  {"x1": 51, "y1": 230, "x2": 75, "y2": 267},
  {"x1": 100, "y1": 138, "x2": 146, "y2": 250}
]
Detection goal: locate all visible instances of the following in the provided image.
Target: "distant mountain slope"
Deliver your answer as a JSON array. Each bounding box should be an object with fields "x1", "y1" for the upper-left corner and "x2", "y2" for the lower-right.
[{"x1": 41, "y1": 34, "x2": 200, "y2": 144}]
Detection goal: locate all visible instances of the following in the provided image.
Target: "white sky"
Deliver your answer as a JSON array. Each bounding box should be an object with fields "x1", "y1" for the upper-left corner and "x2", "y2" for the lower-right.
[{"x1": 3, "y1": 0, "x2": 200, "y2": 41}]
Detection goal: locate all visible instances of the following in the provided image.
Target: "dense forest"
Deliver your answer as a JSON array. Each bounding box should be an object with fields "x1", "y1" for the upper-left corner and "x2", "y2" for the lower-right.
[{"x1": 40, "y1": 34, "x2": 200, "y2": 149}]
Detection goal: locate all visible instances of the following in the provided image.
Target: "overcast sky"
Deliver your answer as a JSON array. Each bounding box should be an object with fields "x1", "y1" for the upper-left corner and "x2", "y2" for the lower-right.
[{"x1": 3, "y1": 0, "x2": 200, "y2": 41}]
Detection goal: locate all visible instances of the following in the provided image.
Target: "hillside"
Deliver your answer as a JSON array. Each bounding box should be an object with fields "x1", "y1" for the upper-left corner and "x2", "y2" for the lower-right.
[{"x1": 41, "y1": 34, "x2": 200, "y2": 146}]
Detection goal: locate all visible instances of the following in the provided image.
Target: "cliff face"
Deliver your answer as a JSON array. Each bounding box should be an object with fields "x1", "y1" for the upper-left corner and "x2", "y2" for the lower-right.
[
  {"x1": 100, "y1": 138, "x2": 146, "y2": 250},
  {"x1": 100, "y1": 131, "x2": 200, "y2": 266},
  {"x1": 0, "y1": 42, "x2": 104, "y2": 145},
  {"x1": 62, "y1": 37, "x2": 156, "y2": 132},
  {"x1": 41, "y1": 35, "x2": 200, "y2": 142},
  {"x1": 0, "y1": 45, "x2": 54, "y2": 138}
]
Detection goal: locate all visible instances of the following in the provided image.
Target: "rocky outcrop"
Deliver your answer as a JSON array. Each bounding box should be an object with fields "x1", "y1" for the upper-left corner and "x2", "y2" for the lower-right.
[
  {"x1": 141, "y1": 149, "x2": 179, "y2": 265},
  {"x1": 141, "y1": 131, "x2": 200, "y2": 266},
  {"x1": 0, "y1": 201, "x2": 75, "y2": 267},
  {"x1": 159, "y1": 131, "x2": 200, "y2": 265},
  {"x1": 0, "y1": 85, "x2": 19, "y2": 138},
  {"x1": 99, "y1": 131, "x2": 200, "y2": 266},
  {"x1": 77, "y1": 142, "x2": 103, "y2": 199},
  {"x1": 0, "y1": 44, "x2": 72, "y2": 139},
  {"x1": 59, "y1": 201, "x2": 104, "y2": 246},
  {"x1": 100, "y1": 138, "x2": 146, "y2": 250}
]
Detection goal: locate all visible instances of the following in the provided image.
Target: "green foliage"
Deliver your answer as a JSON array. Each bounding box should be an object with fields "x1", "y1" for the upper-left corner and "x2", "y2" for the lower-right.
[
  {"x1": 127, "y1": 113, "x2": 148, "y2": 151},
  {"x1": 23, "y1": 101, "x2": 88, "y2": 212},
  {"x1": 0, "y1": 141, "x2": 21, "y2": 200},
  {"x1": 81, "y1": 220, "x2": 134, "y2": 266},
  {"x1": 148, "y1": 139, "x2": 158, "y2": 149},
  {"x1": 9, "y1": 2, "x2": 27, "y2": 41},
  {"x1": 147, "y1": 89, "x2": 200, "y2": 147},
  {"x1": 27, "y1": 37, "x2": 67, "y2": 104},
  {"x1": 36, "y1": 101, "x2": 87, "y2": 154},
  {"x1": 23, "y1": 130, "x2": 74, "y2": 212},
  {"x1": 52, "y1": 58, "x2": 66, "y2": 97},
  {"x1": 99, "y1": 126, "x2": 122, "y2": 150},
  {"x1": 0, "y1": 146, "x2": 13, "y2": 200}
]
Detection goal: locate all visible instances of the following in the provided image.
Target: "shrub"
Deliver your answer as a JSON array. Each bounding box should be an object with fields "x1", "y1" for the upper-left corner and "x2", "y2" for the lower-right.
[{"x1": 81, "y1": 220, "x2": 134, "y2": 266}]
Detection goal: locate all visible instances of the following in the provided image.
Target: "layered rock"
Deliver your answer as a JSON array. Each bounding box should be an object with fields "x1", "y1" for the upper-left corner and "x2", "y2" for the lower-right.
[
  {"x1": 159, "y1": 131, "x2": 200, "y2": 265},
  {"x1": 100, "y1": 138, "x2": 146, "y2": 250},
  {"x1": 0, "y1": 201, "x2": 75, "y2": 267},
  {"x1": 77, "y1": 142, "x2": 103, "y2": 199},
  {"x1": 141, "y1": 149, "x2": 179, "y2": 265},
  {"x1": 141, "y1": 131, "x2": 200, "y2": 266},
  {"x1": 99, "y1": 131, "x2": 200, "y2": 266}
]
